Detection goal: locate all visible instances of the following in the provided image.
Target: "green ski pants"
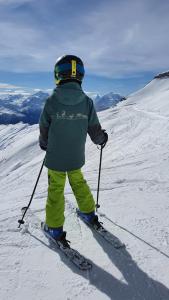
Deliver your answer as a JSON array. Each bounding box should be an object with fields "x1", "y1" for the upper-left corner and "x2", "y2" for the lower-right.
[{"x1": 46, "y1": 168, "x2": 95, "y2": 228}]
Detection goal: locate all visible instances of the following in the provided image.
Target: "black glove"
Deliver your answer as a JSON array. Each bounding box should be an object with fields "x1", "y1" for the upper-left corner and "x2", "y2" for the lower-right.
[
  {"x1": 39, "y1": 136, "x2": 47, "y2": 151},
  {"x1": 99, "y1": 130, "x2": 108, "y2": 147}
]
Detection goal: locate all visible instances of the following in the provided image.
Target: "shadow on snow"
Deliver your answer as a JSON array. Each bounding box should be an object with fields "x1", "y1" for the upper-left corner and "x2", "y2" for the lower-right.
[{"x1": 29, "y1": 228, "x2": 169, "y2": 300}]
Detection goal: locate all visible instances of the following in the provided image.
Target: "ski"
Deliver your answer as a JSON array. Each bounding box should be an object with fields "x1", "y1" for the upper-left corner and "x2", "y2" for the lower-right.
[
  {"x1": 20, "y1": 208, "x2": 92, "y2": 271},
  {"x1": 41, "y1": 222, "x2": 92, "y2": 271},
  {"x1": 76, "y1": 209, "x2": 125, "y2": 249}
]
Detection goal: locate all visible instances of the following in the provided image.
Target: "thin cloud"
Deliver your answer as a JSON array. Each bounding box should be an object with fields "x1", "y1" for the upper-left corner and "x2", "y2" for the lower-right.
[
  {"x1": 0, "y1": 83, "x2": 22, "y2": 89},
  {"x1": 0, "y1": 0, "x2": 33, "y2": 5},
  {"x1": 0, "y1": 0, "x2": 169, "y2": 77}
]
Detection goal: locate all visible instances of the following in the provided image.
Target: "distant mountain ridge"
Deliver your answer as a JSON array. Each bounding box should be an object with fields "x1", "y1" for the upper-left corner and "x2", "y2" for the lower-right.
[
  {"x1": 94, "y1": 92, "x2": 126, "y2": 111},
  {"x1": 0, "y1": 89, "x2": 125, "y2": 125},
  {"x1": 154, "y1": 71, "x2": 169, "y2": 79},
  {"x1": 0, "y1": 91, "x2": 48, "y2": 124}
]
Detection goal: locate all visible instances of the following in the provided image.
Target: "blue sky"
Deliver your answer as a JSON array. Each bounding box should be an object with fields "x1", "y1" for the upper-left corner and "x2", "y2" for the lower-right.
[{"x1": 0, "y1": 0, "x2": 169, "y2": 95}]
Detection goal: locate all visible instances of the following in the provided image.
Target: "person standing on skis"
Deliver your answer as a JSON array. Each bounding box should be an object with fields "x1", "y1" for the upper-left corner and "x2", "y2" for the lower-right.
[{"x1": 39, "y1": 55, "x2": 108, "y2": 247}]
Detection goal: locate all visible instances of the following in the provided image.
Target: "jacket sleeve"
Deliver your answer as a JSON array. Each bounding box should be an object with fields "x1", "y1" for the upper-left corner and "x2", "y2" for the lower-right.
[
  {"x1": 39, "y1": 100, "x2": 51, "y2": 144},
  {"x1": 87, "y1": 99, "x2": 105, "y2": 145}
]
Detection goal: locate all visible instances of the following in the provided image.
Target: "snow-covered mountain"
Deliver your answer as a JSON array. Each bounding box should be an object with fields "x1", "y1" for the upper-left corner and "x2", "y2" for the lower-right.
[
  {"x1": 94, "y1": 92, "x2": 126, "y2": 111},
  {"x1": 154, "y1": 70, "x2": 169, "y2": 79},
  {"x1": 0, "y1": 89, "x2": 125, "y2": 124},
  {"x1": 0, "y1": 91, "x2": 49, "y2": 124},
  {"x1": 1, "y1": 73, "x2": 169, "y2": 299}
]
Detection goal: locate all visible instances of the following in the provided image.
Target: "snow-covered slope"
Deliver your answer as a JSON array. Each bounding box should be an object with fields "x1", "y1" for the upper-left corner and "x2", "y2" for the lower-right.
[
  {"x1": 126, "y1": 77, "x2": 169, "y2": 116},
  {"x1": 1, "y1": 76, "x2": 169, "y2": 300}
]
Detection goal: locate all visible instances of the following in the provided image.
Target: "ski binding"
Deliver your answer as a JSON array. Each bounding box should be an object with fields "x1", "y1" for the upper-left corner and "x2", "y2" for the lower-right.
[
  {"x1": 41, "y1": 222, "x2": 92, "y2": 271},
  {"x1": 76, "y1": 209, "x2": 125, "y2": 249}
]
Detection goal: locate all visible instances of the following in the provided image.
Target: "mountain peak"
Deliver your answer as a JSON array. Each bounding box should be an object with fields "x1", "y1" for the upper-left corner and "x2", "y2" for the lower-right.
[
  {"x1": 94, "y1": 92, "x2": 126, "y2": 112},
  {"x1": 154, "y1": 71, "x2": 169, "y2": 79}
]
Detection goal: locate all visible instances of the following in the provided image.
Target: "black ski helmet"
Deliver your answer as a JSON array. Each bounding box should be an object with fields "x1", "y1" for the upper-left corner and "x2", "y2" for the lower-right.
[{"x1": 54, "y1": 55, "x2": 85, "y2": 85}]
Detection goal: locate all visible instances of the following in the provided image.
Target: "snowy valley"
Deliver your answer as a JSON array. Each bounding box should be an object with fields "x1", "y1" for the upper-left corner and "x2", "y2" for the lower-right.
[{"x1": 1, "y1": 73, "x2": 169, "y2": 299}]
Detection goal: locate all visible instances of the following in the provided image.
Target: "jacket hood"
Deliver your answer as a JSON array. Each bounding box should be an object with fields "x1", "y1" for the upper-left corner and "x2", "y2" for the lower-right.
[{"x1": 53, "y1": 82, "x2": 86, "y2": 105}]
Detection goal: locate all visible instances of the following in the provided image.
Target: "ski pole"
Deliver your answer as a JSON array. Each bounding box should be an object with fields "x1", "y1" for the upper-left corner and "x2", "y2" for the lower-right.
[
  {"x1": 18, "y1": 157, "x2": 45, "y2": 228},
  {"x1": 96, "y1": 145, "x2": 104, "y2": 212}
]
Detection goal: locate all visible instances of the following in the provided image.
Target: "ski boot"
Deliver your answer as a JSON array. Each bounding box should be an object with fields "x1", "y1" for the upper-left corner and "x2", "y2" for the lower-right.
[
  {"x1": 77, "y1": 210, "x2": 104, "y2": 231},
  {"x1": 43, "y1": 224, "x2": 70, "y2": 249}
]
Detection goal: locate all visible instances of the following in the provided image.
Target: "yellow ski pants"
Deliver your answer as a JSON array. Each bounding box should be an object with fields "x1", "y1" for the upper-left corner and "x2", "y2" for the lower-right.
[{"x1": 46, "y1": 168, "x2": 95, "y2": 228}]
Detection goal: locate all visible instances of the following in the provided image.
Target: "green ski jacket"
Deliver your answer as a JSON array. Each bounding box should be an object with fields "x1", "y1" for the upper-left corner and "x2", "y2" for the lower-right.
[{"x1": 39, "y1": 82, "x2": 105, "y2": 171}]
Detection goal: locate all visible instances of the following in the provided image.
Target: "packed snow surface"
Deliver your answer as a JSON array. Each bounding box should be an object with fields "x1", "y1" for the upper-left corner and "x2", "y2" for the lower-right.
[{"x1": 0, "y1": 78, "x2": 169, "y2": 299}]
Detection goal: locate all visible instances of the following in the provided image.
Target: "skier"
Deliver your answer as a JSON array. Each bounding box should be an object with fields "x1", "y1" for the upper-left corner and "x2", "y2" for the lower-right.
[{"x1": 39, "y1": 55, "x2": 108, "y2": 248}]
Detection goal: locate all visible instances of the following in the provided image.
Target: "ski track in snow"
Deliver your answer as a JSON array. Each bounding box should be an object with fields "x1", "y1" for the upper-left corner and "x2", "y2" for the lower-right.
[{"x1": 1, "y1": 78, "x2": 169, "y2": 299}]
